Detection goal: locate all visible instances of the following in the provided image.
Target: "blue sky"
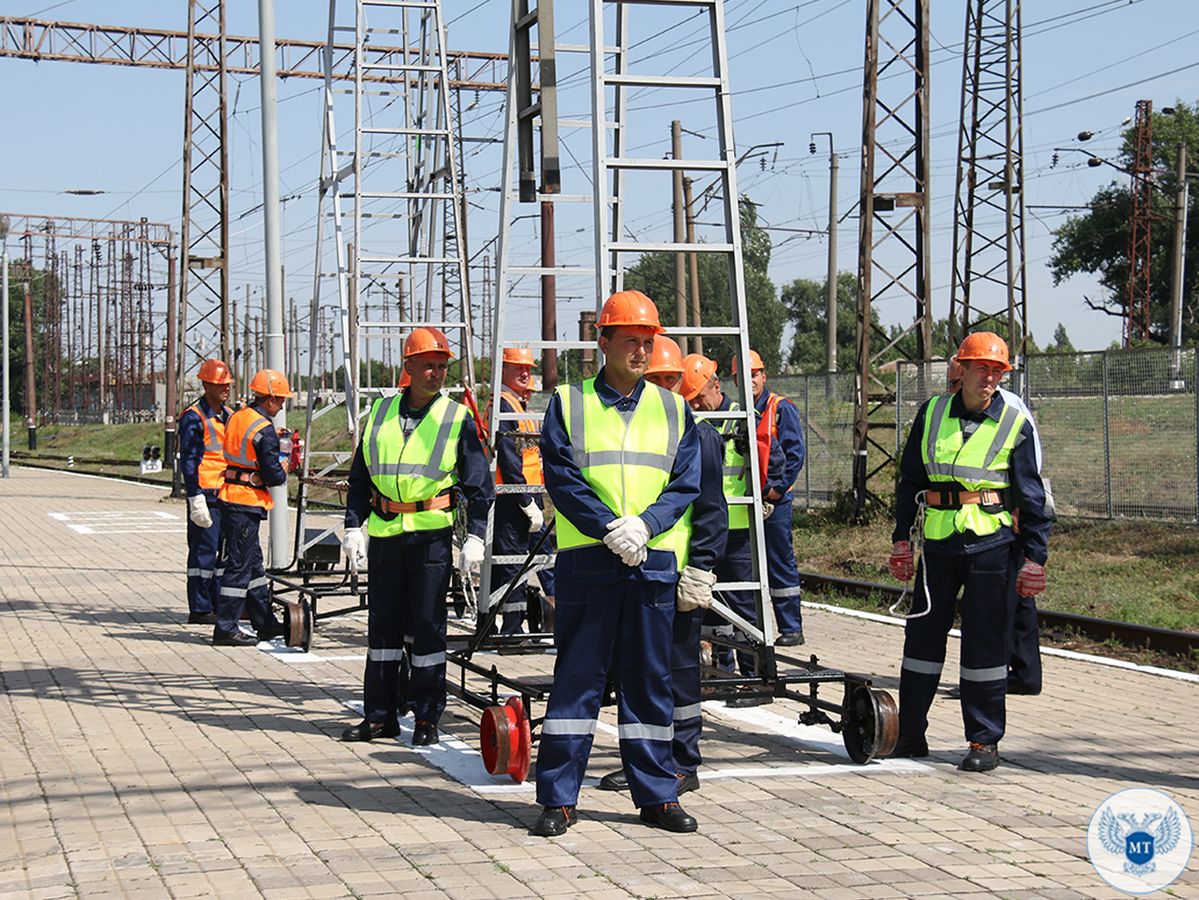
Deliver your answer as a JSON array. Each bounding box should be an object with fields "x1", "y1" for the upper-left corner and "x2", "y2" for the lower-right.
[{"x1": 2, "y1": 0, "x2": 1198, "y2": 367}]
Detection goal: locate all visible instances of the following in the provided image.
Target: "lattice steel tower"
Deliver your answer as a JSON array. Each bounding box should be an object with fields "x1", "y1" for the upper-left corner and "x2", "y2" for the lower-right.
[
  {"x1": 949, "y1": 0, "x2": 1027, "y2": 356},
  {"x1": 1125, "y1": 98, "x2": 1154, "y2": 347}
]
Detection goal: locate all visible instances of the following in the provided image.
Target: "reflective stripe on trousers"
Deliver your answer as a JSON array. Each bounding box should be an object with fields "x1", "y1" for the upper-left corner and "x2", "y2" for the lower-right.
[{"x1": 186, "y1": 491, "x2": 223, "y2": 615}]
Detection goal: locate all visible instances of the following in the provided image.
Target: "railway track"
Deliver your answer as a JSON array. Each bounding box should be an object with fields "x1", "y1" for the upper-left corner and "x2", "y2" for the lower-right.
[{"x1": 800, "y1": 571, "x2": 1199, "y2": 659}]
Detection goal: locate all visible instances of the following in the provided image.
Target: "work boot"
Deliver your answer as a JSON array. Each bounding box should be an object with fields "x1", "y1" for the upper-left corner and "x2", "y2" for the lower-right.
[
  {"x1": 597, "y1": 769, "x2": 629, "y2": 792},
  {"x1": 532, "y1": 805, "x2": 577, "y2": 837},
  {"x1": 726, "y1": 694, "x2": 772, "y2": 709},
  {"x1": 889, "y1": 735, "x2": 929, "y2": 758},
  {"x1": 1006, "y1": 679, "x2": 1040, "y2": 696},
  {"x1": 256, "y1": 621, "x2": 285, "y2": 643},
  {"x1": 639, "y1": 802, "x2": 698, "y2": 833},
  {"x1": 675, "y1": 771, "x2": 700, "y2": 796},
  {"x1": 412, "y1": 720, "x2": 440, "y2": 746},
  {"x1": 944, "y1": 684, "x2": 962, "y2": 699},
  {"x1": 777, "y1": 630, "x2": 805, "y2": 647},
  {"x1": 340, "y1": 720, "x2": 399, "y2": 743},
  {"x1": 212, "y1": 630, "x2": 258, "y2": 647},
  {"x1": 188, "y1": 611, "x2": 216, "y2": 625},
  {"x1": 959, "y1": 742, "x2": 1000, "y2": 772}
]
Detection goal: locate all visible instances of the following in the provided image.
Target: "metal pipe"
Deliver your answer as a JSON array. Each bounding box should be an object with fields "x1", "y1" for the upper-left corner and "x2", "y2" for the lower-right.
[{"x1": 257, "y1": 0, "x2": 288, "y2": 566}]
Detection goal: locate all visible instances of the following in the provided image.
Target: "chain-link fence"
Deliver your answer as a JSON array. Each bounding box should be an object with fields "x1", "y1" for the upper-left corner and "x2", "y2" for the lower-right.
[
  {"x1": 897, "y1": 347, "x2": 1199, "y2": 522},
  {"x1": 770, "y1": 371, "x2": 856, "y2": 508}
]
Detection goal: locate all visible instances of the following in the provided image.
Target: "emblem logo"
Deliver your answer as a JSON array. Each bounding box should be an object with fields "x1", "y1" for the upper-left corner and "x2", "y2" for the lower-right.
[{"x1": 1088, "y1": 788, "x2": 1193, "y2": 893}]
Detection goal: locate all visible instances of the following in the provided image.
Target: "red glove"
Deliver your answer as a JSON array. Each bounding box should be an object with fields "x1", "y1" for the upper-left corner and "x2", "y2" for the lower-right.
[
  {"x1": 889, "y1": 541, "x2": 914, "y2": 581},
  {"x1": 1015, "y1": 559, "x2": 1046, "y2": 597}
]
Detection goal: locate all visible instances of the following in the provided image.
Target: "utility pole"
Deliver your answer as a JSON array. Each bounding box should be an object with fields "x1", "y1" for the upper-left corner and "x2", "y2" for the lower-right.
[
  {"x1": 672, "y1": 120, "x2": 687, "y2": 353},
  {"x1": 683, "y1": 176, "x2": 702, "y2": 356},
  {"x1": 1169, "y1": 142, "x2": 1189, "y2": 387},
  {"x1": 541, "y1": 202, "x2": 559, "y2": 389},
  {"x1": 1, "y1": 215, "x2": 9, "y2": 478},
  {"x1": 812, "y1": 132, "x2": 839, "y2": 387},
  {"x1": 23, "y1": 281, "x2": 37, "y2": 450}
]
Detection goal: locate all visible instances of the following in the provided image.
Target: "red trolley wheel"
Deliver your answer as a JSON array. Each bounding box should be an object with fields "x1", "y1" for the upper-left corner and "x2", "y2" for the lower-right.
[{"x1": 480, "y1": 696, "x2": 532, "y2": 783}]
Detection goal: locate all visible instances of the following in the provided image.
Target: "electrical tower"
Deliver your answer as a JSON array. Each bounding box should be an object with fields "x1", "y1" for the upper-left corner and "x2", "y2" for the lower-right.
[
  {"x1": 949, "y1": 0, "x2": 1027, "y2": 357},
  {"x1": 1126, "y1": 98, "x2": 1154, "y2": 347},
  {"x1": 854, "y1": 0, "x2": 932, "y2": 517}
]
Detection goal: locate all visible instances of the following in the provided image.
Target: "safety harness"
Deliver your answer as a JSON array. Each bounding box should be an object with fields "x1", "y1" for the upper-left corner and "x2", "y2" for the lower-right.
[{"x1": 370, "y1": 487, "x2": 455, "y2": 516}]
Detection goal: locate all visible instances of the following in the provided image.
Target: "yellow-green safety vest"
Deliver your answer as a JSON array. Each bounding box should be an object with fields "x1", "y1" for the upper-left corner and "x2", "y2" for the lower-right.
[
  {"x1": 919, "y1": 394, "x2": 1027, "y2": 541},
  {"x1": 555, "y1": 377, "x2": 693, "y2": 570},
  {"x1": 363, "y1": 392, "x2": 467, "y2": 537},
  {"x1": 717, "y1": 401, "x2": 750, "y2": 530}
]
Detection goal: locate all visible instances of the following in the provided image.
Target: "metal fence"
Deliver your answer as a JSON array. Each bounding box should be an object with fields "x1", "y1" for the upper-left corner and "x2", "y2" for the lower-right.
[
  {"x1": 770, "y1": 372, "x2": 857, "y2": 509},
  {"x1": 897, "y1": 347, "x2": 1199, "y2": 523}
]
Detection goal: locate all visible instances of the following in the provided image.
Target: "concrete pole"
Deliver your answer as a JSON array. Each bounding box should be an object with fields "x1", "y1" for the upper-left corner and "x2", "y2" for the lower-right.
[
  {"x1": 258, "y1": 0, "x2": 288, "y2": 565},
  {"x1": 683, "y1": 177, "x2": 702, "y2": 356},
  {"x1": 1169, "y1": 143, "x2": 1189, "y2": 386},
  {"x1": 1, "y1": 216, "x2": 9, "y2": 477},
  {"x1": 672, "y1": 120, "x2": 687, "y2": 353},
  {"x1": 541, "y1": 201, "x2": 559, "y2": 390},
  {"x1": 826, "y1": 149, "x2": 839, "y2": 388}
]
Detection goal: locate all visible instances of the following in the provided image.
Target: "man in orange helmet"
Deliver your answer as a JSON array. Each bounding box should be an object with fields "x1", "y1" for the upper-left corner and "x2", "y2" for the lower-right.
[
  {"x1": 888, "y1": 332, "x2": 1051, "y2": 772},
  {"x1": 340, "y1": 327, "x2": 493, "y2": 747},
  {"x1": 491, "y1": 347, "x2": 550, "y2": 635},
  {"x1": 733, "y1": 349, "x2": 807, "y2": 646},
  {"x1": 180, "y1": 359, "x2": 234, "y2": 625},
  {"x1": 598, "y1": 344, "x2": 726, "y2": 799},
  {"x1": 213, "y1": 369, "x2": 293, "y2": 647},
  {"x1": 532, "y1": 290, "x2": 702, "y2": 837}
]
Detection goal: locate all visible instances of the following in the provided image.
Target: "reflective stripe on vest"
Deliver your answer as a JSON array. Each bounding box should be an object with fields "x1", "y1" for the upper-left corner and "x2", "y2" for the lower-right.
[
  {"x1": 186, "y1": 401, "x2": 230, "y2": 491},
  {"x1": 217, "y1": 407, "x2": 274, "y2": 510},
  {"x1": 495, "y1": 390, "x2": 543, "y2": 486},
  {"x1": 919, "y1": 395, "x2": 1027, "y2": 540},
  {"x1": 718, "y1": 401, "x2": 750, "y2": 530},
  {"x1": 555, "y1": 377, "x2": 692, "y2": 570},
  {"x1": 363, "y1": 393, "x2": 467, "y2": 537}
]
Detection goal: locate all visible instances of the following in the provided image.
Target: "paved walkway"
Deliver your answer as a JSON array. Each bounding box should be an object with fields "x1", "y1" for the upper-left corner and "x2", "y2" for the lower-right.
[{"x1": 1, "y1": 467, "x2": 1196, "y2": 899}]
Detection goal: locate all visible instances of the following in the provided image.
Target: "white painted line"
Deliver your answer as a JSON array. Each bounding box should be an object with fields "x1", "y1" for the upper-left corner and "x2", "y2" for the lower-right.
[
  {"x1": 23, "y1": 466, "x2": 171, "y2": 491},
  {"x1": 803, "y1": 599, "x2": 1199, "y2": 683}
]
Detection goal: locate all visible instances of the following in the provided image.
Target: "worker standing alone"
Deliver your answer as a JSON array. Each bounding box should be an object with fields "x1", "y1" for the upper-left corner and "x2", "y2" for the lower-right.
[
  {"x1": 889, "y1": 332, "x2": 1051, "y2": 772},
  {"x1": 490, "y1": 347, "x2": 547, "y2": 634},
  {"x1": 734, "y1": 350, "x2": 806, "y2": 646},
  {"x1": 213, "y1": 368, "x2": 291, "y2": 647},
  {"x1": 340, "y1": 327, "x2": 494, "y2": 747},
  {"x1": 180, "y1": 359, "x2": 234, "y2": 625},
  {"x1": 532, "y1": 291, "x2": 702, "y2": 837}
]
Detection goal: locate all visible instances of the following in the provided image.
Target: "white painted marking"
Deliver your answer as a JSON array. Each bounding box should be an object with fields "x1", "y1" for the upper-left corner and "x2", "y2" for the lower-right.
[
  {"x1": 804, "y1": 599, "x2": 1199, "y2": 683},
  {"x1": 47, "y1": 509, "x2": 184, "y2": 536}
]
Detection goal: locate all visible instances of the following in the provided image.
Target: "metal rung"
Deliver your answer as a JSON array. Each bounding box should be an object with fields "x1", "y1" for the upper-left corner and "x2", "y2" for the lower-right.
[
  {"x1": 494, "y1": 484, "x2": 547, "y2": 494},
  {"x1": 609, "y1": 240, "x2": 734, "y2": 253},
  {"x1": 507, "y1": 265, "x2": 594, "y2": 276},
  {"x1": 528, "y1": 193, "x2": 592, "y2": 203},
  {"x1": 694, "y1": 409, "x2": 752, "y2": 420},
  {"x1": 496, "y1": 411, "x2": 545, "y2": 421},
  {"x1": 494, "y1": 338, "x2": 593, "y2": 350},
  {"x1": 560, "y1": 118, "x2": 619, "y2": 130},
  {"x1": 606, "y1": 157, "x2": 729, "y2": 171},
  {"x1": 604, "y1": 74, "x2": 720, "y2": 89},
  {"x1": 714, "y1": 581, "x2": 766, "y2": 592},
  {"x1": 726, "y1": 497, "x2": 758, "y2": 505},
  {"x1": 491, "y1": 554, "x2": 555, "y2": 565}
]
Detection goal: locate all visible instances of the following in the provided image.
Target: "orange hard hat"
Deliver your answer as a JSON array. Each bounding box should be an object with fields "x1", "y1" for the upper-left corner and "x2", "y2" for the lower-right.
[
  {"x1": 249, "y1": 368, "x2": 293, "y2": 398},
  {"x1": 598, "y1": 289, "x2": 665, "y2": 334},
  {"x1": 197, "y1": 358, "x2": 233, "y2": 385},
  {"x1": 680, "y1": 353, "x2": 718, "y2": 402},
  {"x1": 957, "y1": 331, "x2": 1012, "y2": 372},
  {"x1": 398, "y1": 369, "x2": 412, "y2": 389},
  {"x1": 502, "y1": 347, "x2": 537, "y2": 367},
  {"x1": 404, "y1": 327, "x2": 454, "y2": 359},
  {"x1": 730, "y1": 349, "x2": 765, "y2": 376},
  {"x1": 645, "y1": 336, "x2": 684, "y2": 376}
]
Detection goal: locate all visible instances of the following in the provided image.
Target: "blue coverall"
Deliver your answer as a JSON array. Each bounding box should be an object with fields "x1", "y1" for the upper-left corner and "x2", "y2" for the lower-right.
[
  {"x1": 757, "y1": 387, "x2": 806, "y2": 638},
  {"x1": 492, "y1": 392, "x2": 549, "y2": 634},
  {"x1": 345, "y1": 391, "x2": 493, "y2": 729},
  {"x1": 215, "y1": 406, "x2": 287, "y2": 641},
  {"x1": 671, "y1": 419, "x2": 729, "y2": 776},
  {"x1": 179, "y1": 397, "x2": 228, "y2": 617},
  {"x1": 894, "y1": 392, "x2": 1051, "y2": 746},
  {"x1": 535, "y1": 370, "x2": 701, "y2": 809}
]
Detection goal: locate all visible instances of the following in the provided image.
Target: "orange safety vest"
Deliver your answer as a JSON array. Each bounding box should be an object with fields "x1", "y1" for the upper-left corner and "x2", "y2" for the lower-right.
[
  {"x1": 183, "y1": 400, "x2": 231, "y2": 491},
  {"x1": 754, "y1": 392, "x2": 781, "y2": 491},
  {"x1": 217, "y1": 406, "x2": 276, "y2": 510},
  {"x1": 494, "y1": 389, "x2": 543, "y2": 486}
]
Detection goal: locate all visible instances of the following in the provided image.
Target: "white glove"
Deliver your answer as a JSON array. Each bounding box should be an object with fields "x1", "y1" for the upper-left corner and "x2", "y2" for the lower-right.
[
  {"x1": 617, "y1": 543, "x2": 648, "y2": 568},
  {"x1": 188, "y1": 494, "x2": 213, "y2": 529},
  {"x1": 761, "y1": 501, "x2": 775, "y2": 521},
  {"x1": 342, "y1": 528, "x2": 367, "y2": 571},
  {"x1": 461, "y1": 534, "x2": 485, "y2": 578},
  {"x1": 521, "y1": 501, "x2": 545, "y2": 534},
  {"x1": 603, "y1": 516, "x2": 651, "y2": 559},
  {"x1": 677, "y1": 566, "x2": 717, "y2": 612}
]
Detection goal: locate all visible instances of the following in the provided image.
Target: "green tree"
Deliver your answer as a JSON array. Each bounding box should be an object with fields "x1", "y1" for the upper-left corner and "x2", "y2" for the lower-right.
[
  {"x1": 780, "y1": 271, "x2": 862, "y2": 372},
  {"x1": 1049, "y1": 322, "x2": 1076, "y2": 353},
  {"x1": 624, "y1": 195, "x2": 786, "y2": 371},
  {"x1": 4, "y1": 260, "x2": 59, "y2": 418},
  {"x1": 1049, "y1": 100, "x2": 1199, "y2": 344}
]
